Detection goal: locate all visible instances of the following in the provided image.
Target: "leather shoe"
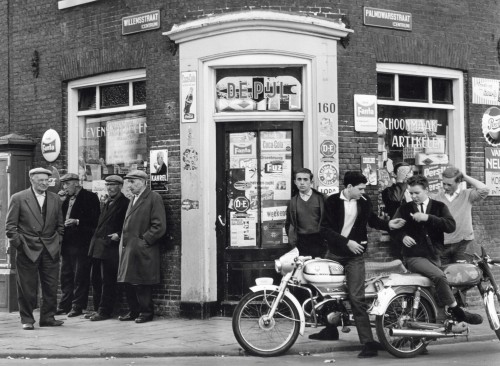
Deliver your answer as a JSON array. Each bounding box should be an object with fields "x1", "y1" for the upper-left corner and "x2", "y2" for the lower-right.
[
  {"x1": 84, "y1": 312, "x2": 96, "y2": 319},
  {"x1": 118, "y1": 313, "x2": 138, "y2": 321},
  {"x1": 67, "y1": 308, "x2": 83, "y2": 317},
  {"x1": 22, "y1": 323, "x2": 34, "y2": 330},
  {"x1": 55, "y1": 309, "x2": 68, "y2": 315},
  {"x1": 135, "y1": 316, "x2": 153, "y2": 324},
  {"x1": 90, "y1": 313, "x2": 111, "y2": 321},
  {"x1": 39, "y1": 319, "x2": 64, "y2": 327},
  {"x1": 358, "y1": 341, "x2": 379, "y2": 358}
]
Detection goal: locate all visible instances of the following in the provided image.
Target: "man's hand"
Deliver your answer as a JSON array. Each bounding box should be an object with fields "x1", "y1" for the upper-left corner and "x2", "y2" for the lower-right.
[
  {"x1": 410, "y1": 212, "x2": 428, "y2": 222},
  {"x1": 347, "y1": 240, "x2": 364, "y2": 255},
  {"x1": 402, "y1": 235, "x2": 417, "y2": 247},
  {"x1": 64, "y1": 218, "x2": 78, "y2": 227},
  {"x1": 108, "y1": 233, "x2": 120, "y2": 241},
  {"x1": 388, "y1": 218, "x2": 406, "y2": 230}
]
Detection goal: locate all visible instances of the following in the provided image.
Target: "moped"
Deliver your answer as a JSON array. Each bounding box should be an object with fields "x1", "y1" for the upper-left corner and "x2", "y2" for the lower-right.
[{"x1": 232, "y1": 247, "x2": 500, "y2": 357}]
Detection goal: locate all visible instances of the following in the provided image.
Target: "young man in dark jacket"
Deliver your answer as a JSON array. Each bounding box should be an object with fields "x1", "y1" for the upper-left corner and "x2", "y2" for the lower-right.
[
  {"x1": 391, "y1": 175, "x2": 482, "y2": 326},
  {"x1": 321, "y1": 171, "x2": 405, "y2": 358}
]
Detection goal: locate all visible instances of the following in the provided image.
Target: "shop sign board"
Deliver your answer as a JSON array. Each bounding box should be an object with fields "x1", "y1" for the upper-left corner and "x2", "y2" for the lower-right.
[
  {"x1": 150, "y1": 149, "x2": 168, "y2": 192},
  {"x1": 354, "y1": 94, "x2": 377, "y2": 132},
  {"x1": 122, "y1": 10, "x2": 160, "y2": 35},
  {"x1": 41, "y1": 129, "x2": 61, "y2": 162},
  {"x1": 472, "y1": 77, "x2": 500, "y2": 106},
  {"x1": 481, "y1": 106, "x2": 500, "y2": 146},
  {"x1": 363, "y1": 7, "x2": 412, "y2": 31},
  {"x1": 485, "y1": 147, "x2": 500, "y2": 196},
  {"x1": 181, "y1": 71, "x2": 197, "y2": 123}
]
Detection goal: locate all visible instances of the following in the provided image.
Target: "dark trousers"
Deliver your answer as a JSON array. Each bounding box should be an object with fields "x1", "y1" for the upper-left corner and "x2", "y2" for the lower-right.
[
  {"x1": 406, "y1": 256, "x2": 456, "y2": 306},
  {"x1": 440, "y1": 240, "x2": 472, "y2": 265},
  {"x1": 16, "y1": 247, "x2": 59, "y2": 324},
  {"x1": 124, "y1": 283, "x2": 154, "y2": 319},
  {"x1": 90, "y1": 256, "x2": 119, "y2": 316},
  {"x1": 59, "y1": 247, "x2": 91, "y2": 311},
  {"x1": 326, "y1": 253, "x2": 373, "y2": 345}
]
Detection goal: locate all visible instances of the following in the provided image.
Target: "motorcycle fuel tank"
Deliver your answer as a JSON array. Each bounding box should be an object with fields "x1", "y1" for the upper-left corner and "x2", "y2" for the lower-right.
[
  {"x1": 443, "y1": 263, "x2": 482, "y2": 286},
  {"x1": 303, "y1": 259, "x2": 346, "y2": 286}
]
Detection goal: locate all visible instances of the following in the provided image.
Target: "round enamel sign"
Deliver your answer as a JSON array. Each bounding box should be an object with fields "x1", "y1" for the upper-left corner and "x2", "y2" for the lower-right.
[{"x1": 41, "y1": 129, "x2": 61, "y2": 162}]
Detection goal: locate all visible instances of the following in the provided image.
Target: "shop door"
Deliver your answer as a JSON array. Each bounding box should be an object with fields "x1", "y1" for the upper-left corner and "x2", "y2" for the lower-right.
[{"x1": 216, "y1": 121, "x2": 302, "y2": 303}]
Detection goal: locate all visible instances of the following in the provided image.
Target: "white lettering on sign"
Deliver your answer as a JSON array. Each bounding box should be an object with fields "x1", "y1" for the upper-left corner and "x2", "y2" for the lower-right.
[
  {"x1": 123, "y1": 12, "x2": 159, "y2": 27},
  {"x1": 486, "y1": 158, "x2": 500, "y2": 169},
  {"x1": 378, "y1": 118, "x2": 438, "y2": 133},
  {"x1": 391, "y1": 135, "x2": 445, "y2": 149},
  {"x1": 357, "y1": 105, "x2": 375, "y2": 116}
]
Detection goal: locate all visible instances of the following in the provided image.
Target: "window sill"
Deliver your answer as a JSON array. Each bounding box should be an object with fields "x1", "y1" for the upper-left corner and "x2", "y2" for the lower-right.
[{"x1": 58, "y1": 0, "x2": 98, "y2": 10}]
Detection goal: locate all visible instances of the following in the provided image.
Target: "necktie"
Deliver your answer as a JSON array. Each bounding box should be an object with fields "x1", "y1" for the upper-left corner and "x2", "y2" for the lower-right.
[{"x1": 419, "y1": 203, "x2": 424, "y2": 213}]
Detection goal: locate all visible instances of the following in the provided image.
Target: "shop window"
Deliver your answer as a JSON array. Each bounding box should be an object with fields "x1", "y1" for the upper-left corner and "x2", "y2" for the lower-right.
[
  {"x1": 376, "y1": 65, "x2": 464, "y2": 204},
  {"x1": 215, "y1": 67, "x2": 302, "y2": 112},
  {"x1": 68, "y1": 71, "x2": 147, "y2": 201}
]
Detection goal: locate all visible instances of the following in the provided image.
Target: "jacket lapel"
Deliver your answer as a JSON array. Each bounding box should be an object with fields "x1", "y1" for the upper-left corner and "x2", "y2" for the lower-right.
[
  {"x1": 125, "y1": 189, "x2": 149, "y2": 219},
  {"x1": 24, "y1": 189, "x2": 44, "y2": 227}
]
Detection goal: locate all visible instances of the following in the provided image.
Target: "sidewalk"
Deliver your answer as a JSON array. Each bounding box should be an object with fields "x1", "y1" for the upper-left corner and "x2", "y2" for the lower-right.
[{"x1": 0, "y1": 307, "x2": 497, "y2": 359}]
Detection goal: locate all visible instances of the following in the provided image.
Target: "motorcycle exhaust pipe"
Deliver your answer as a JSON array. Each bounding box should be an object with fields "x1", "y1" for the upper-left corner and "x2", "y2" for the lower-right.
[{"x1": 389, "y1": 329, "x2": 467, "y2": 338}]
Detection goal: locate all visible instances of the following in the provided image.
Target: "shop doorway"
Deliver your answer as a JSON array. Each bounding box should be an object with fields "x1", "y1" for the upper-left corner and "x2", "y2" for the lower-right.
[{"x1": 215, "y1": 121, "x2": 303, "y2": 305}]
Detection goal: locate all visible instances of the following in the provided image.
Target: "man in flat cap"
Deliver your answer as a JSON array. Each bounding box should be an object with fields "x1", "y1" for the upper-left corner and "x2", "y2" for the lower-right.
[
  {"x1": 86, "y1": 175, "x2": 129, "y2": 321},
  {"x1": 56, "y1": 173, "x2": 100, "y2": 317},
  {"x1": 6, "y1": 168, "x2": 64, "y2": 329},
  {"x1": 117, "y1": 170, "x2": 166, "y2": 323}
]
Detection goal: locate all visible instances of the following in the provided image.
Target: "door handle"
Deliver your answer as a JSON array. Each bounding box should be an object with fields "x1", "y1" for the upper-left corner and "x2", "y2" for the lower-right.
[{"x1": 218, "y1": 215, "x2": 226, "y2": 227}]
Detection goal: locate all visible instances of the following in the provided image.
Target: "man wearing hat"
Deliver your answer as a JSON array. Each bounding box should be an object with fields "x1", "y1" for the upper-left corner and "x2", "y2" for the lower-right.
[
  {"x1": 6, "y1": 168, "x2": 65, "y2": 329},
  {"x1": 86, "y1": 175, "x2": 129, "y2": 321},
  {"x1": 56, "y1": 173, "x2": 100, "y2": 317},
  {"x1": 117, "y1": 170, "x2": 166, "y2": 323}
]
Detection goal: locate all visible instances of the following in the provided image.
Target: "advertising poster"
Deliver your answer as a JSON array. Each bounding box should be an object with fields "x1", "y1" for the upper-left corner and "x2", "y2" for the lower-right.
[
  {"x1": 105, "y1": 116, "x2": 147, "y2": 165},
  {"x1": 485, "y1": 147, "x2": 500, "y2": 196},
  {"x1": 481, "y1": 106, "x2": 500, "y2": 146},
  {"x1": 361, "y1": 156, "x2": 377, "y2": 185},
  {"x1": 422, "y1": 164, "x2": 446, "y2": 194},
  {"x1": 150, "y1": 149, "x2": 168, "y2": 191},
  {"x1": 472, "y1": 77, "x2": 500, "y2": 106},
  {"x1": 181, "y1": 71, "x2": 197, "y2": 123},
  {"x1": 354, "y1": 94, "x2": 378, "y2": 132}
]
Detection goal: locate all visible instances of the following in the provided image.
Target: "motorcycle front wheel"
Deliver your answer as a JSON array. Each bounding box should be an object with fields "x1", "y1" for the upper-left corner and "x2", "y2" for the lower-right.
[
  {"x1": 232, "y1": 289, "x2": 301, "y2": 357},
  {"x1": 484, "y1": 287, "x2": 500, "y2": 341},
  {"x1": 375, "y1": 293, "x2": 433, "y2": 358}
]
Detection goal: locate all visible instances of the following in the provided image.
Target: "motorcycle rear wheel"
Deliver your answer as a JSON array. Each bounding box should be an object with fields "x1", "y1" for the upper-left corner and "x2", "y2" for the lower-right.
[
  {"x1": 375, "y1": 293, "x2": 433, "y2": 358},
  {"x1": 484, "y1": 287, "x2": 500, "y2": 341},
  {"x1": 232, "y1": 290, "x2": 301, "y2": 357}
]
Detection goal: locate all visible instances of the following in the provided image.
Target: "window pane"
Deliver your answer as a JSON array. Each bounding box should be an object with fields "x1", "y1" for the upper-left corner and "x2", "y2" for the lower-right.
[
  {"x1": 432, "y1": 78, "x2": 453, "y2": 104},
  {"x1": 377, "y1": 73, "x2": 394, "y2": 100},
  {"x1": 399, "y1": 75, "x2": 428, "y2": 102},
  {"x1": 100, "y1": 83, "x2": 129, "y2": 109},
  {"x1": 77, "y1": 111, "x2": 147, "y2": 201},
  {"x1": 133, "y1": 81, "x2": 146, "y2": 105},
  {"x1": 78, "y1": 87, "x2": 96, "y2": 111}
]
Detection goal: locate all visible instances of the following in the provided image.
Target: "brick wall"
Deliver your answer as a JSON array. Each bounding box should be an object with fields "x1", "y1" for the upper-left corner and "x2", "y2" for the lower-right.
[{"x1": 3, "y1": 0, "x2": 500, "y2": 314}]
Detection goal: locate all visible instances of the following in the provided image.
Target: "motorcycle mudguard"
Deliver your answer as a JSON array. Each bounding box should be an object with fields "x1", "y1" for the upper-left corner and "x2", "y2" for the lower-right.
[
  {"x1": 369, "y1": 286, "x2": 438, "y2": 317},
  {"x1": 249, "y1": 285, "x2": 306, "y2": 335}
]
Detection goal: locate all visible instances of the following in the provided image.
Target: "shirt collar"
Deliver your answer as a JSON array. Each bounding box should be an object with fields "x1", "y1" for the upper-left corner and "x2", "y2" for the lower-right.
[
  {"x1": 340, "y1": 190, "x2": 356, "y2": 202},
  {"x1": 299, "y1": 189, "x2": 312, "y2": 198}
]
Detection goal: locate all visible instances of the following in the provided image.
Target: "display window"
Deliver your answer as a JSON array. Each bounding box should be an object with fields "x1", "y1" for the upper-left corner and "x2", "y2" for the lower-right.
[
  {"x1": 67, "y1": 70, "x2": 146, "y2": 201},
  {"x1": 376, "y1": 64, "x2": 465, "y2": 205}
]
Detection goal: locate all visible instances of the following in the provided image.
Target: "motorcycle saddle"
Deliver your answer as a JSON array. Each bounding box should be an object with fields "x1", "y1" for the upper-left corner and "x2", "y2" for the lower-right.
[{"x1": 382, "y1": 273, "x2": 433, "y2": 287}]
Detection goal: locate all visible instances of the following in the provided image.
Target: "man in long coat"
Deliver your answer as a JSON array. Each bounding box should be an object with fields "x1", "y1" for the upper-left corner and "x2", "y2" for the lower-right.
[
  {"x1": 6, "y1": 168, "x2": 65, "y2": 329},
  {"x1": 87, "y1": 175, "x2": 129, "y2": 321},
  {"x1": 57, "y1": 173, "x2": 100, "y2": 317},
  {"x1": 117, "y1": 170, "x2": 166, "y2": 323}
]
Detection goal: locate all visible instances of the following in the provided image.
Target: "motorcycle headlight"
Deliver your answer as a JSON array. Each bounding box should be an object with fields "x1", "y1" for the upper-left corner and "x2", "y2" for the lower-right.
[{"x1": 275, "y1": 259, "x2": 282, "y2": 273}]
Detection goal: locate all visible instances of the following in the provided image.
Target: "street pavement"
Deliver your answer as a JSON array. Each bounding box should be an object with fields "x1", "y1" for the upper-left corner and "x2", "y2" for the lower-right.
[{"x1": 0, "y1": 307, "x2": 496, "y2": 359}]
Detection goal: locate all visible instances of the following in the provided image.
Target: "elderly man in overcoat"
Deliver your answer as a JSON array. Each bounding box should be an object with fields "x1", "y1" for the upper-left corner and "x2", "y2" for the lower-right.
[
  {"x1": 117, "y1": 170, "x2": 166, "y2": 323},
  {"x1": 87, "y1": 175, "x2": 129, "y2": 321},
  {"x1": 6, "y1": 168, "x2": 65, "y2": 330}
]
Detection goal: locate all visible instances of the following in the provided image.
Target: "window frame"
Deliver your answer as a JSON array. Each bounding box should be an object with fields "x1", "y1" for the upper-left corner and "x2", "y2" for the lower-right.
[
  {"x1": 376, "y1": 63, "x2": 465, "y2": 171},
  {"x1": 58, "y1": 0, "x2": 99, "y2": 10},
  {"x1": 67, "y1": 70, "x2": 146, "y2": 174}
]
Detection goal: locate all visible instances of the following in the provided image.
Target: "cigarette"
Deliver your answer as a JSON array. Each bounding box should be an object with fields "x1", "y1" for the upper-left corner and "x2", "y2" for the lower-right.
[{"x1": 361, "y1": 195, "x2": 367, "y2": 201}]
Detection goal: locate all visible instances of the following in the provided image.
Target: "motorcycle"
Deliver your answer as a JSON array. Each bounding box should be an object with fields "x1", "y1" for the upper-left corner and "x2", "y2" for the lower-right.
[{"x1": 232, "y1": 246, "x2": 500, "y2": 357}]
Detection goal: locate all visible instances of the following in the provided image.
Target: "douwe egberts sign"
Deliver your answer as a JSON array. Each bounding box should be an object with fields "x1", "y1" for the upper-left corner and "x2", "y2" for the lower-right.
[{"x1": 122, "y1": 10, "x2": 160, "y2": 35}]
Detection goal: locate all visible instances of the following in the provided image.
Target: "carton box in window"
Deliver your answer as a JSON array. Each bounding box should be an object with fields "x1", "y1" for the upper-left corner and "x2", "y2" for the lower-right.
[{"x1": 416, "y1": 153, "x2": 449, "y2": 166}]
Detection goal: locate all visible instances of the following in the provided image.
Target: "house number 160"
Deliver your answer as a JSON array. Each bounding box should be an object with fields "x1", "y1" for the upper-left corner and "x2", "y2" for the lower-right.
[{"x1": 318, "y1": 103, "x2": 336, "y2": 113}]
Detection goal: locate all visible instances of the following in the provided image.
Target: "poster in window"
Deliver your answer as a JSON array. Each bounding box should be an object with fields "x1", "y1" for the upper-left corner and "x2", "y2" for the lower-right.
[
  {"x1": 485, "y1": 147, "x2": 500, "y2": 196},
  {"x1": 181, "y1": 71, "x2": 197, "y2": 123},
  {"x1": 150, "y1": 149, "x2": 168, "y2": 192},
  {"x1": 361, "y1": 156, "x2": 377, "y2": 185},
  {"x1": 105, "y1": 116, "x2": 147, "y2": 166}
]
